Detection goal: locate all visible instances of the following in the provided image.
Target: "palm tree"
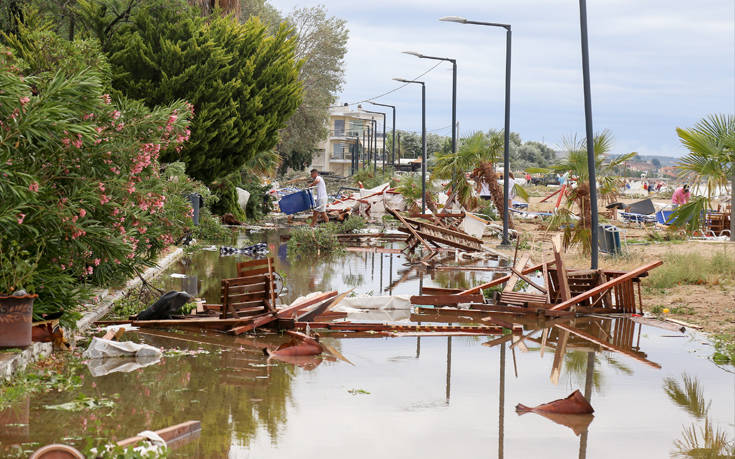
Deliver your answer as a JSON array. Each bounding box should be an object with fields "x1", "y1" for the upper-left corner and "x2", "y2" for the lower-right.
[
  {"x1": 673, "y1": 114, "x2": 735, "y2": 240},
  {"x1": 542, "y1": 130, "x2": 634, "y2": 253},
  {"x1": 432, "y1": 131, "x2": 516, "y2": 225}
]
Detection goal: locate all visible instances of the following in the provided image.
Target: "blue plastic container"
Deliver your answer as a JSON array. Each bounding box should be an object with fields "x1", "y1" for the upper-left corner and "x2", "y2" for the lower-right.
[
  {"x1": 278, "y1": 190, "x2": 314, "y2": 215},
  {"x1": 599, "y1": 224, "x2": 622, "y2": 254},
  {"x1": 656, "y1": 210, "x2": 673, "y2": 225}
]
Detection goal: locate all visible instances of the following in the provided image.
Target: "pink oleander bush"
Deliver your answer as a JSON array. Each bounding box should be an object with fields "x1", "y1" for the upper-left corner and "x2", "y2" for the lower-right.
[{"x1": 0, "y1": 44, "x2": 205, "y2": 326}]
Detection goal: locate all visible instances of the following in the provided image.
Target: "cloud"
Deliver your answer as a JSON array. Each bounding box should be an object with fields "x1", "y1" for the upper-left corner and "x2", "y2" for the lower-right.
[{"x1": 271, "y1": 0, "x2": 734, "y2": 156}]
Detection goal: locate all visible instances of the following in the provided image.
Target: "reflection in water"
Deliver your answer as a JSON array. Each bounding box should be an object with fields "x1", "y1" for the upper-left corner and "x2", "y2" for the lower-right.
[
  {"x1": 5, "y1": 233, "x2": 734, "y2": 457},
  {"x1": 665, "y1": 373, "x2": 735, "y2": 458}
]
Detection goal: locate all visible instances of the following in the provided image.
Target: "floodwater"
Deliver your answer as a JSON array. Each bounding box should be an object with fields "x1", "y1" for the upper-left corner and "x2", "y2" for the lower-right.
[{"x1": 1, "y1": 230, "x2": 733, "y2": 458}]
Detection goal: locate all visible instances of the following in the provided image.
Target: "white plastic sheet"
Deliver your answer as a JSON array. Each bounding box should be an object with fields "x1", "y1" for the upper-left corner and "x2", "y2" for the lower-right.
[{"x1": 83, "y1": 337, "x2": 162, "y2": 360}]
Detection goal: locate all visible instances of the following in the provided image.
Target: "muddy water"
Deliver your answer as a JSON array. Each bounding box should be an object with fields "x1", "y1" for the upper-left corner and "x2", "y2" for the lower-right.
[{"x1": 1, "y1": 231, "x2": 733, "y2": 458}]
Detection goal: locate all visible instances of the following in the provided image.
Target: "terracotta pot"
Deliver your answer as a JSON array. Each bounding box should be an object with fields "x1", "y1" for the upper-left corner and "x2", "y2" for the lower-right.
[{"x1": 0, "y1": 293, "x2": 36, "y2": 348}]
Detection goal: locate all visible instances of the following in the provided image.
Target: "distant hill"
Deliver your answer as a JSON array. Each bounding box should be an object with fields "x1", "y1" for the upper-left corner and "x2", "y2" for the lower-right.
[{"x1": 632, "y1": 155, "x2": 679, "y2": 167}]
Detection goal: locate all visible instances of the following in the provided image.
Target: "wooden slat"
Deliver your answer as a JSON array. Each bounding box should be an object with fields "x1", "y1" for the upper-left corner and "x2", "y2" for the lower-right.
[
  {"x1": 421, "y1": 287, "x2": 464, "y2": 295},
  {"x1": 237, "y1": 258, "x2": 269, "y2": 270},
  {"x1": 230, "y1": 299, "x2": 267, "y2": 309},
  {"x1": 387, "y1": 207, "x2": 435, "y2": 253},
  {"x1": 410, "y1": 294, "x2": 484, "y2": 305},
  {"x1": 555, "y1": 323, "x2": 662, "y2": 369},
  {"x1": 117, "y1": 421, "x2": 201, "y2": 448},
  {"x1": 222, "y1": 291, "x2": 266, "y2": 303},
  {"x1": 458, "y1": 261, "x2": 555, "y2": 295},
  {"x1": 233, "y1": 266, "x2": 270, "y2": 277},
  {"x1": 549, "y1": 261, "x2": 663, "y2": 311},
  {"x1": 228, "y1": 313, "x2": 278, "y2": 335},
  {"x1": 227, "y1": 283, "x2": 268, "y2": 294},
  {"x1": 551, "y1": 234, "x2": 571, "y2": 301},
  {"x1": 224, "y1": 275, "x2": 269, "y2": 286},
  {"x1": 504, "y1": 254, "x2": 531, "y2": 293}
]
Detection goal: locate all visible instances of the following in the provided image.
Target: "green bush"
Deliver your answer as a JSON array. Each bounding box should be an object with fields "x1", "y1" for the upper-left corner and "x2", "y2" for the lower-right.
[
  {"x1": 286, "y1": 216, "x2": 366, "y2": 258},
  {"x1": 647, "y1": 251, "x2": 735, "y2": 289},
  {"x1": 98, "y1": 0, "x2": 303, "y2": 184},
  {"x1": 0, "y1": 34, "x2": 200, "y2": 326}
]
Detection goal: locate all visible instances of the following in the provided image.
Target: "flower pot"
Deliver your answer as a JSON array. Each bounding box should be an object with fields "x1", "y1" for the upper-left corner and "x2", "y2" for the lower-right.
[{"x1": 0, "y1": 293, "x2": 36, "y2": 348}]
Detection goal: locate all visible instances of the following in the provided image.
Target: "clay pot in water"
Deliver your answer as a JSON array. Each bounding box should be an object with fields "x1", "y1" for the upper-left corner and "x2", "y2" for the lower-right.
[{"x1": 0, "y1": 293, "x2": 36, "y2": 348}]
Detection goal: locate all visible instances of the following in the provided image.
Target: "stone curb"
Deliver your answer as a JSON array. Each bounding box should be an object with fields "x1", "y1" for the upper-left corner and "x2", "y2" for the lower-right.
[
  {"x1": 0, "y1": 247, "x2": 184, "y2": 382},
  {"x1": 0, "y1": 343, "x2": 53, "y2": 381}
]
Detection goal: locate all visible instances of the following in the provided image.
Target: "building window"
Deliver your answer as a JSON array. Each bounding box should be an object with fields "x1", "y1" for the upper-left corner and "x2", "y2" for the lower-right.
[
  {"x1": 332, "y1": 143, "x2": 345, "y2": 159},
  {"x1": 334, "y1": 119, "x2": 345, "y2": 137}
]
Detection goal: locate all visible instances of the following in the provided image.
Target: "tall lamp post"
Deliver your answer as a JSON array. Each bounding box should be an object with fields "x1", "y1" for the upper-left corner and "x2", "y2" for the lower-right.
[
  {"x1": 368, "y1": 101, "x2": 396, "y2": 169},
  {"x1": 578, "y1": 0, "x2": 600, "y2": 269},
  {"x1": 394, "y1": 78, "x2": 427, "y2": 213},
  {"x1": 403, "y1": 52, "x2": 457, "y2": 154},
  {"x1": 364, "y1": 110, "x2": 386, "y2": 173},
  {"x1": 440, "y1": 16, "x2": 512, "y2": 246}
]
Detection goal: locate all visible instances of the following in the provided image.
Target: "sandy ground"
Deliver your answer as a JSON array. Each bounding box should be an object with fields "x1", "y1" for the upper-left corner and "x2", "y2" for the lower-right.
[{"x1": 490, "y1": 193, "x2": 735, "y2": 339}]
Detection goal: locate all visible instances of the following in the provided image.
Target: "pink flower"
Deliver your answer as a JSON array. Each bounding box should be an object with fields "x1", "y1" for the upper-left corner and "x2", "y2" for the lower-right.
[
  {"x1": 17, "y1": 213, "x2": 25, "y2": 224},
  {"x1": 101, "y1": 94, "x2": 111, "y2": 105},
  {"x1": 111, "y1": 110, "x2": 121, "y2": 120},
  {"x1": 28, "y1": 182, "x2": 39, "y2": 192},
  {"x1": 94, "y1": 258, "x2": 101, "y2": 266},
  {"x1": 79, "y1": 208, "x2": 86, "y2": 218},
  {"x1": 19, "y1": 96, "x2": 29, "y2": 105},
  {"x1": 86, "y1": 266, "x2": 94, "y2": 275}
]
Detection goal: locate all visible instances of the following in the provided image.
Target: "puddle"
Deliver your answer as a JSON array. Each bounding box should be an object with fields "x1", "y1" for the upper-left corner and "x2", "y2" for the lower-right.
[{"x1": 1, "y1": 230, "x2": 733, "y2": 458}]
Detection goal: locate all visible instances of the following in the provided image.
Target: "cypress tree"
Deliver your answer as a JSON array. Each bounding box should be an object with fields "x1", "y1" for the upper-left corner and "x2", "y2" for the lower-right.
[{"x1": 105, "y1": 0, "x2": 302, "y2": 183}]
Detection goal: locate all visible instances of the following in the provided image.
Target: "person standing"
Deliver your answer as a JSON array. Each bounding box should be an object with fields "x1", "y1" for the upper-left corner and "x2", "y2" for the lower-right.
[
  {"x1": 309, "y1": 169, "x2": 329, "y2": 227},
  {"x1": 671, "y1": 184, "x2": 690, "y2": 209}
]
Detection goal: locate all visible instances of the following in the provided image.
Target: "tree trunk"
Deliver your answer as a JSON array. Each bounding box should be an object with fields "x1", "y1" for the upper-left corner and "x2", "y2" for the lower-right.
[
  {"x1": 730, "y1": 169, "x2": 734, "y2": 242},
  {"x1": 476, "y1": 162, "x2": 513, "y2": 229}
]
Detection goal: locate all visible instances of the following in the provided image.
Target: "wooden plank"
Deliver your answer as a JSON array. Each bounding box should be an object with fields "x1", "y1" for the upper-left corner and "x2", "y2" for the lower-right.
[
  {"x1": 230, "y1": 299, "x2": 267, "y2": 309},
  {"x1": 410, "y1": 294, "x2": 484, "y2": 305},
  {"x1": 550, "y1": 329, "x2": 569, "y2": 384},
  {"x1": 224, "y1": 275, "x2": 269, "y2": 287},
  {"x1": 132, "y1": 317, "x2": 257, "y2": 330},
  {"x1": 117, "y1": 421, "x2": 201, "y2": 448},
  {"x1": 294, "y1": 321, "x2": 503, "y2": 334},
  {"x1": 549, "y1": 261, "x2": 663, "y2": 311},
  {"x1": 223, "y1": 291, "x2": 266, "y2": 303},
  {"x1": 387, "y1": 206, "x2": 435, "y2": 253},
  {"x1": 277, "y1": 291, "x2": 338, "y2": 319},
  {"x1": 228, "y1": 313, "x2": 278, "y2": 335},
  {"x1": 458, "y1": 261, "x2": 555, "y2": 295},
  {"x1": 555, "y1": 323, "x2": 662, "y2": 369},
  {"x1": 480, "y1": 316, "x2": 518, "y2": 329},
  {"x1": 237, "y1": 258, "x2": 269, "y2": 270},
  {"x1": 421, "y1": 287, "x2": 464, "y2": 295},
  {"x1": 504, "y1": 254, "x2": 531, "y2": 293},
  {"x1": 266, "y1": 258, "x2": 276, "y2": 313},
  {"x1": 551, "y1": 234, "x2": 571, "y2": 301}
]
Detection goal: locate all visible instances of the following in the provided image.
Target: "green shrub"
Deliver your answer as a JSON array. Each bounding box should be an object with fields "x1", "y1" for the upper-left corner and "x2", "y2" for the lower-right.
[{"x1": 647, "y1": 251, "x2": 735, "y2": 289}]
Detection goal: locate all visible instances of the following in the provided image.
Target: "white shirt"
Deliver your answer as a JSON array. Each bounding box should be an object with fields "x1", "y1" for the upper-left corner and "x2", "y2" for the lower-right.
[
  {"x1": 314, "y1": 175, "x2": 328, "y2": 203},
  {"x1": 479, "y1": 181, "x2": 490, "y2": 197}
]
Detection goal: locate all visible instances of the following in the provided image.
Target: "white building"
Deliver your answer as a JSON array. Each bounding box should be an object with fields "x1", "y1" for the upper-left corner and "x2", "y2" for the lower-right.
[{"x1": 309, "y1": 104, "x2": 386, "y2": 177}]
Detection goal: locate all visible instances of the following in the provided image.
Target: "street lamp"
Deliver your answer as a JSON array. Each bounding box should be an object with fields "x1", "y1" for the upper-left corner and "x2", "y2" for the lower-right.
[
  {"x1": 368, "y1": 101, "x2": 396, "y2": 169},
  {"x1": 402, "y1": 51, "x2": 457, "y2": 154},
  {"x1": 440, "y1": 15, "x2": 513, "y2": 246},
  {"x1": 363, "y1": 109, "x2": 386, "y2": 173},
  {"x1": 394, "y1": 77, "x2": 427, "y2": 213},
  {"x1": 578, "y1": 0, "x2": 600, "y2": 269}
]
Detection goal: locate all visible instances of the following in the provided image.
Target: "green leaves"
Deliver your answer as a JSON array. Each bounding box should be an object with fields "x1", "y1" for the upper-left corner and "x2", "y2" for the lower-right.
[{"x1": 106, "y1": 0, "x2": 303, "y2": 183}]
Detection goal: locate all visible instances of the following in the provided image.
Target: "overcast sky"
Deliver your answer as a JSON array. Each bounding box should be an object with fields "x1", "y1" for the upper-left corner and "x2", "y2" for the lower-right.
[{"x1": 269, "y1": 0, "x2": 734, "y2": 157}]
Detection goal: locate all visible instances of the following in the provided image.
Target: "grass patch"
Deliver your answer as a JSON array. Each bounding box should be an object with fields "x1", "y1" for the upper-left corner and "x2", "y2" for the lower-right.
[
  {"x1": 646, "y1": 251, "x2": 735, "y2": 289},
  {"x1": 287, "y1": 216, "x2": 367, "y2": 258},
  {"x1": 712, "y1": 334, "x2": 735, "y2": 365}
]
